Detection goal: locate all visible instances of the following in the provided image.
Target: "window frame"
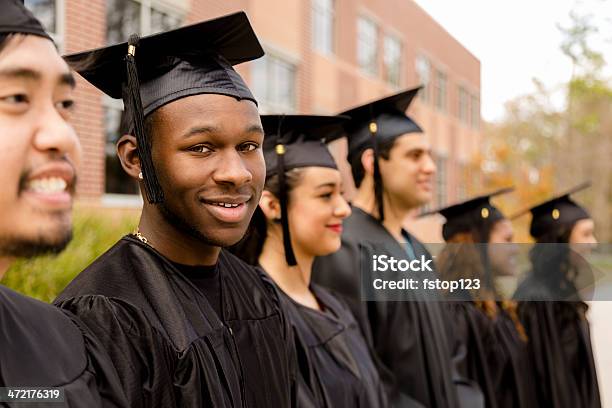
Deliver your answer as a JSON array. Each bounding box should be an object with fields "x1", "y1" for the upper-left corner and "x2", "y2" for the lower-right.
[
  {"x1": 102, "y1": 0, "x2": 185, "y2": 199},
  {"x1": 356, "y1": 15, "x2": 379, "y2": 77},
  {"x1": 415, "y1": 54, "x2": 431, "y2": 103},
  {"x1": 312, "y1": 0, "x2": 335, "y2": 56},
  {"x1": 434, "y1": 68, "x2": 447, "y2": 113},
  {"x1": 251, "y1": 52, "x2": 298, "y2": 114},
  {"x1": 25, "y1": 0, "x2": 65, "y2": 51},
  {"x1": 383, "y1": 33, "x2": 402, "y2": 87}
]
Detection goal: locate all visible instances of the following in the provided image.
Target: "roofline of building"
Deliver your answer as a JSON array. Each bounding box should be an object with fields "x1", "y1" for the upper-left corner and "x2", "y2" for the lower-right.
[{"x1": 410, "y1": 0, "x2": 481, "y2": 65}]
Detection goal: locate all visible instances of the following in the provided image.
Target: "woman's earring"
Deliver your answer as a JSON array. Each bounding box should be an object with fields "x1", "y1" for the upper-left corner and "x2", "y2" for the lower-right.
[{"x1": 138, "y1": 172, "x2": 143, "y2": 180}]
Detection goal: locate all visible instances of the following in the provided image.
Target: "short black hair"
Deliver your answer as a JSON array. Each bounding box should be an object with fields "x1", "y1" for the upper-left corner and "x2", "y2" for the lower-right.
[
  {"x1": 0, "y1": 33, "x2": 16, "y2": 55},
  {"x1": 350, "y1": 137, "x2": 398, "y2": 188}
]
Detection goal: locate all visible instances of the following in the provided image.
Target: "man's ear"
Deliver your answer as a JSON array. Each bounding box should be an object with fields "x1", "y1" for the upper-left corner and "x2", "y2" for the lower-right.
[
  {"x1": 116, "y1": 134, "x2": 141, "y2": 180},
  {"x1": 360, "y1": 148, "x2": 375, "y2": 177},
  {"x1": 259, "y1": 190, "x2": 281, "y2": 221}
]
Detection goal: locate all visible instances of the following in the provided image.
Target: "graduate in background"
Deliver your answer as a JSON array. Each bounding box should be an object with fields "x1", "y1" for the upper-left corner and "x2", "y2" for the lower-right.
[
  {"x1": 514, "y1": 182, "x2": 601, "y2": 408},
  {"x1": 426, "y1": 188, "x2": 537, "y2": 408},
  {"x1": 0, "y1": 1, "x2": 126, "y2": 405},
  {"x1": 312, "y1": 87, "x2": 483, "y2": 408},
  {"x1": 54, "y1": 13, "x2": 296, "y2": 407},
  {"x1": 232, "y1": 114, "x2": 388, "y2": 408}
]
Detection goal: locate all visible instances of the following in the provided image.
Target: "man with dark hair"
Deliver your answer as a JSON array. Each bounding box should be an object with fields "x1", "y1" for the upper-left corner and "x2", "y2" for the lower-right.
[
  {"x1": 313, "y1": 87, "x2": 484, "y2": 407},
  {"x1": 54, "y1": 12, "x2": 295, "y2": 408},
  {"x1": 0, "y1": 0, "x2": 126, "y2": 405}
]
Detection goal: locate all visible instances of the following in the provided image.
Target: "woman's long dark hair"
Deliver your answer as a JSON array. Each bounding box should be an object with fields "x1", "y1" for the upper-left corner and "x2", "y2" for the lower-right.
[
  {"x1": 529, "y1": 222, "x2": 583, "y2": 300},
  {"x1": 437, "y1": 216, "x2": 499, "y2": 297},
  {"x1": 230, "y1": 169, "x2": 303, "y2": 265}
]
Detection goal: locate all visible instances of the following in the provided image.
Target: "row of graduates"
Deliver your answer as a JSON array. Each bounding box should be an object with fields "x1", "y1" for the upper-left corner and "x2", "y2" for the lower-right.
[{"x1": 0, "y1": 2, "x2": 601, "y2": 407}]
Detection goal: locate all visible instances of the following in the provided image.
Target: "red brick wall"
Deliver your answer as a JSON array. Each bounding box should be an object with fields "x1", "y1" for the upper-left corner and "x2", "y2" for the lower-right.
[{"x1": 65, "y1": 0, "x2": 106, "y2": 200}]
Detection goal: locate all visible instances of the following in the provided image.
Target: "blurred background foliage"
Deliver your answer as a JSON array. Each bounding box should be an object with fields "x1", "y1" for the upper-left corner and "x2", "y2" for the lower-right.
[
  {"x1": 481, "y1": 8, "x2": 612, "y2": 243},
  {"x1": 1, "y1": 207, "x2": 139, "y2": 302}
]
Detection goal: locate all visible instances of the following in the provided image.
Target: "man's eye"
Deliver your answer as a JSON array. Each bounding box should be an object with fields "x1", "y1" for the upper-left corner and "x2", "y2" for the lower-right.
[
  {"x1": 1, "y1": 94, "x2": 29, "y2": 104},
  {"x1": 189, "y1": 144, "x2": 213, "y2": 153},
  {"x1": 240, "y1": 143, "x2": 259, "y2": 152},
  {"x1": 56, "y1": 99, "x2": 75, "y2": 111}
]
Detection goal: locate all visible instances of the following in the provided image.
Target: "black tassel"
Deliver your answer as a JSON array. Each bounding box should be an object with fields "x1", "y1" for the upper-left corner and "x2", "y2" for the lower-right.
[
  {"x1": 277, "y1": 142, "x2": 297, "y2": 266},
  {"x1": 369, "y1": 121, "x2": 385, "y2": 222},
  {"x1": 125, "y1": 34, "x2": 164, "y2": 203}
]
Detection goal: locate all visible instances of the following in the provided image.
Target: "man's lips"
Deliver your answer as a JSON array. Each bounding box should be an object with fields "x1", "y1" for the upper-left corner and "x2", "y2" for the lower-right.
[
  {"x1": 326, "y1": 224, "x2": 343, "y2": 234},
  {"x1": 21, "y1": 162, "x2": 76, "y2": 209},
  {"x1": 199, "y1": 195, "x2": 252, "y2": 223},
  {"x1": 417, "y1": 179, "x2": 433, "y2": 191}
]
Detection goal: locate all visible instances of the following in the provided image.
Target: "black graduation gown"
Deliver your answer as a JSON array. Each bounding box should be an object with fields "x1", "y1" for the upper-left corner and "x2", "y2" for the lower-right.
[
  {"x1": 492, "y1": 306, "x2": 538, "y2": 408},
  {"x1": 312, "y1": 207, "x2": 483, "y2": 408},
  {"x1": 271, "y1": 279, "x2": 387, "y2": 408},
  {"x1": 54, "y1": 236, "x2": 296, "y2": 408},
  {"x1": 445, "y1": 300, "x2": 502, "y2": 408},
  {"x1": 514, "y1": 277, "x2": 601, "y2": 408},
  {"x1": 0, "y1": 285, "x2": 127, "y2": 408}
]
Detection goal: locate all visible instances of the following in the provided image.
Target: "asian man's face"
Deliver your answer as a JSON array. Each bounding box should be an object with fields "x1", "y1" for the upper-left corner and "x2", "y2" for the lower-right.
[
  {"x1": 0, "y1": 34, "x2": 80, "y2": 259},
  {"x1": 150, "y1": 93, "x2": 265, "y2": 247}
]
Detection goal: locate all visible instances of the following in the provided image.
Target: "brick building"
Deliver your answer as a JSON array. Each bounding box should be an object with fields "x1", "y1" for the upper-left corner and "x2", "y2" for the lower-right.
[{"x1": 25, "y1": 0, "x2": 481, "y2": 239}]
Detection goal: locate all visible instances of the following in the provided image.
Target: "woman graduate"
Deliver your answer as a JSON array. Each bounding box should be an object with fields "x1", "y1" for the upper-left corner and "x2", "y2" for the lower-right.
[
  {"x1": 513, "y1": 182, "x2": 601, "y2": 408},
  {"x1": 233, "y1": 114, "x2": 388, "y2": 408},
  {"x1": 424, "y1": 188, "x2": 537, "y2": 408}
]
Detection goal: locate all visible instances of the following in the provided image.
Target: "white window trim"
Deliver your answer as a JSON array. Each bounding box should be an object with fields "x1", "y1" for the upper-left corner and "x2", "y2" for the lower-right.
[
  {"x1": 254, "y1": 43, "x2": 300, "y2": 113},
  {"x1": 383, "y1": 33, "x2": 402, "y2": 88},
  {"x1": 312, "y1": 0, "x2": 335, "y2": 56},
  {"x1": 356, "y1": 15, "x2": 379, "y2": 78},
  {"x1": 101, "y1": 193, "x2": 143, "y2": 208},
  {"x1": 261, "y1": 41, "x2": 302, "y2": 66},
  {"x1": 55, "y1": 0, "x2": 65, "y2": 52}
]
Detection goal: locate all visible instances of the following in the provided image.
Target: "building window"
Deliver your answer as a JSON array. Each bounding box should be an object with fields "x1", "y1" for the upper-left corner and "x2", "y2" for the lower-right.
[
  {"x1": 434, "y1": 69, "x2": 447, "y2": 112},
  {"x1": 415, "y1": 55, "x2": 431, "y2": 103},
  {"x1": 251, "y1": 55, "x2": 297, "y2": 113},
  {"x1": 104, "y1": 0, "x2": 184, "y2": 195},
  {"x1": 312, "y1": 0, "x2": 334, "y2": 55},
  {"x1": 104, "y1": 101, "x2": 140, "y2": 195},
  {"x1": 106, "y1": 0, "x2": 184, "y2": 44},
  {"x1": 471, "y1": 94, "x2": 480, "y2": 129},
  {"x1": 383, "y1": 34, "x2": 402, "y2": 87},
  {"x1": 357, "y1": 16, "x2": 378, "y2": 76},
  {"x1": 25, "y1": 0, "x2": 62, "y2": 45},
  {"x1": 458, "y1": 86, "x2": 469, "y2": 124}
]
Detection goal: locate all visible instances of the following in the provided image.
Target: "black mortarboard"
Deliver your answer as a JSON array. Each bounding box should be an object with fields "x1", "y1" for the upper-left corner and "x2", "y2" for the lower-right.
[
  {"x1": 261, "y1": 114, "x2": 348, "y2": 266},
  {"x1": 342, "y1": 86, "x2": 423, "y2": 221},
  {"x1": 513, "y1": 182, "x2": 591, "y2": 239},
  {"x1": 0, "y1": 0, "x2": 52, "y2": 40},
  {"x1": 422, "y1": 187, "x2": 514, "y2": 241},
  {"x1": 64, "y1": 12, "x2": 264, "y2": 203}
]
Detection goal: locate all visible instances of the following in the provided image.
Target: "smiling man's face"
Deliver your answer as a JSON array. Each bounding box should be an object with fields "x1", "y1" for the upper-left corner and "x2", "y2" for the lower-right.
[
  {"x1": 148, "y1": 93, "x2": 265, "y2": 247},
  {"x1": 0, "y1": 34, "x2": 80, "y2": 259}
]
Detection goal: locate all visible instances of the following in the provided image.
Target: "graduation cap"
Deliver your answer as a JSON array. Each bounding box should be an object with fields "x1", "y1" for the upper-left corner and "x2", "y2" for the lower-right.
[
  {"x1": 0, "y1": 0, "x2": 52, "y2": 41},
  {"x1": 64, "y1": 12, "x2": 264, "y2": 203},
  {"x1": 261, "y1": 114, "x2": 348, "y2": 266},
  {"x1": 341, "y1": 86, "x2": 423, "y2": 221},
  {"x1": 512, "y1": 182, "x2": 591, "y2": 240},
  {"x1": 422, "y1": 187, "x2": 514, "y2": 242}
]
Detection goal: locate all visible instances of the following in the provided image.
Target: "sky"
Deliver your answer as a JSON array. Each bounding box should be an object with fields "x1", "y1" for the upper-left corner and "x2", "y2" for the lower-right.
[{"x1": 413, "y1": 0, "x2": 612, "y2": 123}]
